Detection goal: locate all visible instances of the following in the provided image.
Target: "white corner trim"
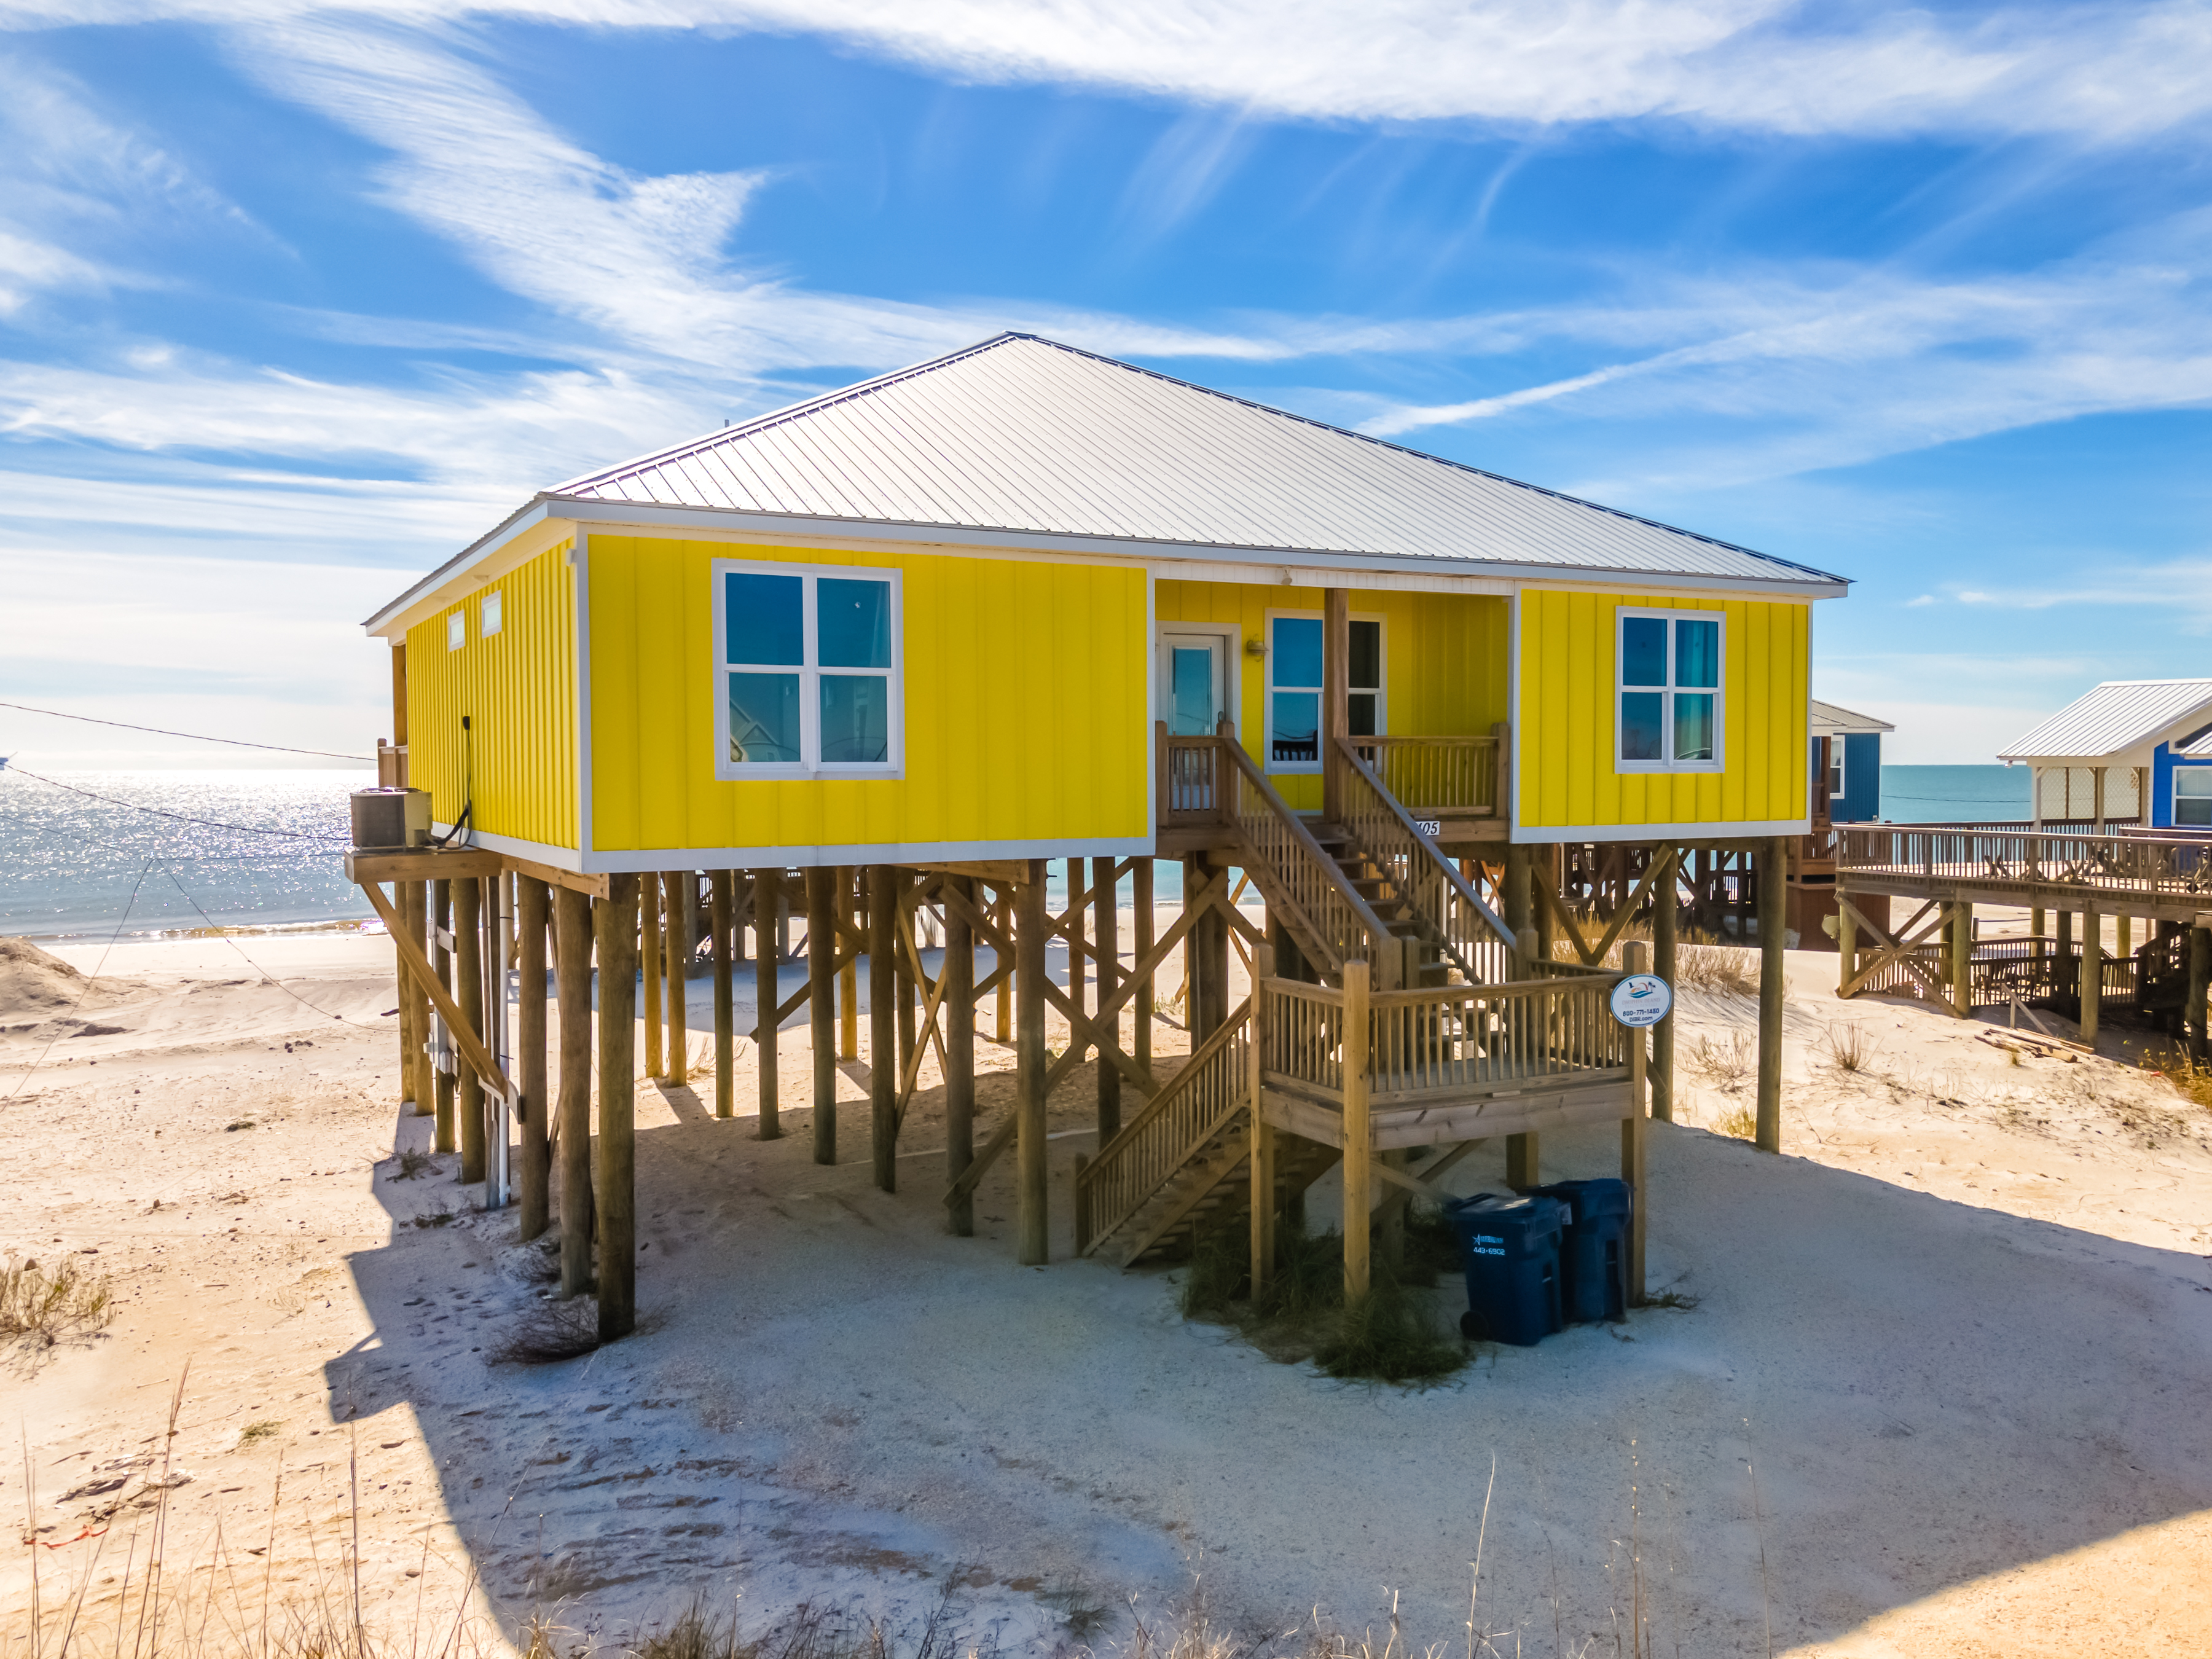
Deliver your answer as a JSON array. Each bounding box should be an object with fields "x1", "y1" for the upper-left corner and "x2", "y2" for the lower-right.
[{"x1": 1510, "y1": 816, "x2": 1811, "y2": 844}]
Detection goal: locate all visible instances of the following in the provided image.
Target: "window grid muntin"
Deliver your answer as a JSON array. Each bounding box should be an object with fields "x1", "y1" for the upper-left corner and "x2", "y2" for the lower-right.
[
  {"x1": 1265, "y1": 611, "x2": 1384, "y2": 774},
  {"x1": 2175, "y1": 766, "x2": 2212, "y2": 827},
  {"x1": 1615, "y1": 607, "x2": 1725, "y2": 774},
  {"x1": 715, "y1": 560, "x2": 901, "y2": 779}
]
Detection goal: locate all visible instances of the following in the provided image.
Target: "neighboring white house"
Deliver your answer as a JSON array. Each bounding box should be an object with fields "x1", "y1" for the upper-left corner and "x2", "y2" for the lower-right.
[{"x1": 1999, "y1": 679, "x2": 2212, "y2": 830}]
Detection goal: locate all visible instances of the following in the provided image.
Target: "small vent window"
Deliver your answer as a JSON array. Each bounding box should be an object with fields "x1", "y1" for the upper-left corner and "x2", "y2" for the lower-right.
[
  {"x1": 446, "y1": 610, "x2": 465, "y2": 651},
  {"x1": 482, "y1": 590, "x2": 502, "y2": 637}
]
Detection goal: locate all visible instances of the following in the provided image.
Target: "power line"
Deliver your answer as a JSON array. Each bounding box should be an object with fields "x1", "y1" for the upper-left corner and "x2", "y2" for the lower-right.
[
  {"x1": 0, "y1": 700, "x2": 372, "y2": 761},
  {"x1": 6, "y1": 857, "x2": 154, "y2": 1103},
  {"x1": 1, "y1": 765, "x2": 351, "y2": 844}
]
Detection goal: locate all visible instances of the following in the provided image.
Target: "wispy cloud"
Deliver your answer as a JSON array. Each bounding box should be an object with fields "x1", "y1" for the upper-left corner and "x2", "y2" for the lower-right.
[{"x1": 7, "y1": 0, "x2": 2212, "y2": 143}]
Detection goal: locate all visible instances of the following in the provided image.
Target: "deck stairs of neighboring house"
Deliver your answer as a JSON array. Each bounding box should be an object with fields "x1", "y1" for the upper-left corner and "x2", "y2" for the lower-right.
[{"x1": 1078, "y1": 733, "x2": 1538, "y2": 1268}]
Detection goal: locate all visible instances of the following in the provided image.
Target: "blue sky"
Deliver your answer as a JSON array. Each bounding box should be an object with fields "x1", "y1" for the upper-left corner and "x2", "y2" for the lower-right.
[{"x1": 2, "y1": 1, "x2": 2208, "y2": 768}]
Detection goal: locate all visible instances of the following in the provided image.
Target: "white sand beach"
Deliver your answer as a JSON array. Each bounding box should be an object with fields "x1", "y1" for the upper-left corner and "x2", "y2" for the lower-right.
[{"x1": 3, "y1": 924, "x2": 2210, "y2": 1656}]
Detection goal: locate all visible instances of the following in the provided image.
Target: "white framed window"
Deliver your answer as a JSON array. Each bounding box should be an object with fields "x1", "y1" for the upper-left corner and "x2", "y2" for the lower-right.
[
  {"x1": 1829, "y1": 738, "x2": 1846, "y2": 799},
  {"x1": 446, "y1": 610, "x2": 465, "y2": 651},
  {"x1": 481, "y1": 590, "x2": 503, "y2": 637},
  {"x1": 713, "y1": 559, "x2": 901, "y2": 780},
  {"x1": 1265, "y1": 611, "x2": 1383, "y2": 772},
  {"x1": 2175, "y1": 767, "x2": 2212, "y2": 828},
  {"x1": 1616, "y1": 608, "x2": 1723, "y2": 772}
]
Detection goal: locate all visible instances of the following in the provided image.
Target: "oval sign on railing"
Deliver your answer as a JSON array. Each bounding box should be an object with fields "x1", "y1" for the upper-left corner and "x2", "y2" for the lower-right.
[{"x1": 1610, "y1": 973, "x2": 1673, "y2": 1028}]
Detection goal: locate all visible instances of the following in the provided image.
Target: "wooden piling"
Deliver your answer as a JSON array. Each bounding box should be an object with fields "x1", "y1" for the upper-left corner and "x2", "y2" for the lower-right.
[
  {"x1": 869, "y1": 863, "x2": 898, "y2": 1193},
  {"x1": 1651, "y1": 869, "x2": 1676, "y2": 1124},
  {"x1": 711, "y1": 870, "x2": 734, "y2": 1119},
  {"x1": 807, "y1": 866, "x2": 837, "y2": 1163},
  {"x1": 1756, "y1": 836, "x2": 1786, "y2": 1153},
  {"x1": 455, "y1": 876, "x2": 486, "y2": 1184},
  {"x1": 994, "y1": 890, "x2": 1012, "y2": 1044},
  {"x1": 668, "y1": 870, "x2": 693, "y2": 1085},
  {"x1": 2189, "y1": 924, "x2": 2209, "y2": 1062},
  {"x1": 840, "y1": 866, "x2": 860, "y2": 1062},
  {"x1": 1836, "y1": 890, "x2": 1857, "y2": 998},
  {"x1": 401, "y1": 882, "x2": 431, "y2": 1114},
  {"x1": 1016, "y1": 866, "x2": 1049, "y2": 1266},
  {"x1": 554, "y1": 887, "x2": 594, "y2": 1296},
  {"x1": 1622, "y1": 940, "x2": 1648, "y2": 1304},
  {"x1": 896, "y1": 869, "x2": 919, "y2": 1083},
  {"x1": 753, "y1": 869, "x2": 783, "y2": 1139},
  {"x1": 1132, "y1": 860, "x2": 1154, "y2": 1072},
  {"x1": 432, "y1": 878, "x2": 455, "y2": 1153},
  {"x1": 594, "y1": 874, "x2": 638, "y2": 1341},
  {"x1": 517, "y1": 875, "x2": 551, "y2": 1240},
  {"x1": 641, "y1": 871, "x2": 664, "y2": 1079},
  {"x1": 1951, "y1": 901, "x2": 1974, "y2": 1016},
  {"x1": 1093, "y1": 855, "x2": 1121, "y2": 1141},
  {"x1": 1248, "y1": 982, "x2": 1273, "y2": 1295},
  {"x1": 1502, "y1": 842, "x2": 1531, "y2": 946},
  {"x1": 945, "y1": 876, "x2": 976, "y2": 1238},
  {"x1": 1340, "y1": 959, "x2": 1371, "y2": 1303},
  {"x1": 1188, "y1": 852, "x2": 1230, "y2": 1041},
  {"x1": 2080, "y1": 904, "x2": 2101, "y2": 1043}
]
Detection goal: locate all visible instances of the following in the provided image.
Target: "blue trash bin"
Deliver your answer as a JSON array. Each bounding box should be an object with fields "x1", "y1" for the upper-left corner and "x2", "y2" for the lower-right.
[
  {"x1": 1530, "y1": 1179, "x2": 1632, "y2": 1324},
  {"x1": 1443, "y1": 1193, "x2": 1564, "y2": 1346}
]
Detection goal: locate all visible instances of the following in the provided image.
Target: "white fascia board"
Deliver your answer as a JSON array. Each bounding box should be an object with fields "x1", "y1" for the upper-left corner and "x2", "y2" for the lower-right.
[
  {"x1": 1510, "y1": 815, "x2": 1811, "y2": 844},
  {"x1": 363, "y1": 501, "x2": 566, "y2": 640}
]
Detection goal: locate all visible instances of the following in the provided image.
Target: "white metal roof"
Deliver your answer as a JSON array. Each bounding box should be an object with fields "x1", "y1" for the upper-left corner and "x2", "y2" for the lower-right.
[
  {"x1": 549, "y1": 333, "x2": 1843, "y2": 590},
  {"x1": 1810, "y1": 699, "x2": 1893, "y2": 735},
  {"x1": 1998, "y1": 680, "x2": 2212, "y2": 765}
]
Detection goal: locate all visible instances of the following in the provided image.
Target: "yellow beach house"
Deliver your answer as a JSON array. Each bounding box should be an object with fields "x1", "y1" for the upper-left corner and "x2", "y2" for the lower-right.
[{"x1": 352, "y1": 332, "x2": 1847, "y2": 1336}]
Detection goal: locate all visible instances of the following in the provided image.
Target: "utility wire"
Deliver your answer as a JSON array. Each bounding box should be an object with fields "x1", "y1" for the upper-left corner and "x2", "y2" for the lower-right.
[
  {"x1": 154, "y1": 861, "x2": 385, "y2": 1032},
  {"x1": 5, "y1": 857, "x2": 154, "y2": 1103},
  {"x1": 1, "y1": 766, "x2": 350, "y2": 844},
  {"x1": 0, "y1": 700, "x2": 372, "y2": 761}
]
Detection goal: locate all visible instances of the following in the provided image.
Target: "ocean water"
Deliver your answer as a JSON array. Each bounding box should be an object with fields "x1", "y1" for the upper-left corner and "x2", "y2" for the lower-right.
[
  {"x1": 0, "y1": 767, "x2": 374, "y2": 941},
  {"x1": 1875, "y1": 764, "x2": 2031, "y2": 824}
]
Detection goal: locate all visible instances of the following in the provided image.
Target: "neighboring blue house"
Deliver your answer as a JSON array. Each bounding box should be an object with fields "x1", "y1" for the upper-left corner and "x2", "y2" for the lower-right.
[
  {"x1": 1811, "y1": 700, "x2": 1892, "y2": 823},
  {"x1": 1999, "y1": 678, "x2": 2212, "y2": 829}
]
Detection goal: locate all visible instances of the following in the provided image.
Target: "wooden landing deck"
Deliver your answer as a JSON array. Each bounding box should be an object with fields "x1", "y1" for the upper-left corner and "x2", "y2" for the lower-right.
[{"x1": 1837, "y1": 823, "x2": 2212, "y2": 921}]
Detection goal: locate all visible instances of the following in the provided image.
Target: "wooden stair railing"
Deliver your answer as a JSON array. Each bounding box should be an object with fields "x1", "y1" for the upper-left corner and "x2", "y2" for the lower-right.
[
  {"x1": 1331, "y1": 737, "x2": 1520, "y2": 989},
  {"x1": 1077, "y1": 997, "x2": 1251, "y2": 1258},
  {"x1": 1214, "y1": 737, "x2": 1405, "y2": 989}
]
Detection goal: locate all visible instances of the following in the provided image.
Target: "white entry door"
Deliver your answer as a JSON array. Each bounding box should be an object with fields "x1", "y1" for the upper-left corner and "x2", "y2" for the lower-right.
[{"x1": 1158, "y1": 632, "x2": 1230, "y2": 735}]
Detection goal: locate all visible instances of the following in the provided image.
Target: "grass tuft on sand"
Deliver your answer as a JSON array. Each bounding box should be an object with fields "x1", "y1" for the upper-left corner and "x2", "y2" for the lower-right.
[
  {"x1": 0, "y1": 1252, "x2": 114, "y2": 1342},
  {"x1": 488, "y1": 1296, "x2": 602, "y2": 1365}
]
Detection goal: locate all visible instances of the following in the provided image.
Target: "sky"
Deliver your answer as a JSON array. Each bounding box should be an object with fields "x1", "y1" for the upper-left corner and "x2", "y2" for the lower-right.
[{"x1": 1, "y1": 1, "x2": 2208, "y2": 769}]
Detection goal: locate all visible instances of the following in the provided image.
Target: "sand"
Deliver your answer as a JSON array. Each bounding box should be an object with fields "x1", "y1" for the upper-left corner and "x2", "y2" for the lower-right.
[{"x1": 2, "y1": 921, "x2": 2210, "y2": 1657}]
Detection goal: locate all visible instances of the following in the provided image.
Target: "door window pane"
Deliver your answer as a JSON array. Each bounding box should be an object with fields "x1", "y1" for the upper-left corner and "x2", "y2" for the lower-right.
[
  {"x1": 1348, "y1": 691, "x2": 1378, "y2": 737},
  {"x1": 1674, "y1": 694, "x2": 1716, "y2": 762},
  {"x1": 1622, "y1": 617, "x2": 1668, "y2": 686},
  {"x1": 1620, "y1": 693, "x2": 1664, "y2": 762},
  {"x1": 728, "y1": 573, "x2": 804, "y2": 665},
  {"x1": 1273, "y1": 618, "x2": 1323, "y2": 688},
  {"x1": 1272, "y1": 692, "x2": 1319, "y2": 763},
  {"x1": 817, "y1": 578, "x2": 892, "y2": 668},
  {"x1": 1171, "y1": 646, "x2": 1215, "y2": 735},
  {"x1": 1349, "y1": 620, "x2": 1381, "y2": 690},
  {"x1": 1674, "y1": 618, "x2": 1719, "y2": 688},
  {"x1": 729, "y1": 673, "x2": 801, "y2": 763},
  {"x1": 819, "y1": 675, "x2": 889, "y2": 764}
]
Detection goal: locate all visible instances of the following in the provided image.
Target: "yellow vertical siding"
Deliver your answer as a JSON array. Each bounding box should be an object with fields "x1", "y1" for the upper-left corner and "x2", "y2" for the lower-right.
[
  {"x1": 587, "y1": 538, "x2": 1148, "y2": 852},
  {"x1": 1518, "y1": 589, "x2": 1807, "y2": 831},
  {"x1": 1153, "y1": 581, "x2": 1510, "y2": 811},
  {"x1": 404, "y1": 542, "x2": 579, "y2": 849}
]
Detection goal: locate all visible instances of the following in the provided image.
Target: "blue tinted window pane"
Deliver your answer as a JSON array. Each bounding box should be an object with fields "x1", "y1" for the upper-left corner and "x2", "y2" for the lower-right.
[
  {"x1": 2177, "y1": 770, "x2": 2212, "y2": 825},
  {"x1": 1274, "y1": 618, "x2": 1323, "y2": 688},
  {"x1": 1621, "y1": 617, "x2": 1667, "y2": 687},
  {"x1": 820, "y1": 675, "x2": 890, "y2": 764},
  {"x1": 727, "y1": 573, "x2": 803, "y2": 666},
  {"x1": 1676, "y1": 619, "x2": 1719, "y2": 689},
  {"x1": 1171, "y1": 646, "x2": 1215, "y2": 735},
  {"x1": 1674, "y1": 693, "x2": 1716, "y2": 762},
  {"x1": 1272, "y1": 691, "x2": 1319, "y2": 764},
  {"x1": 1620, "y1": 692, "x2": 1663, "y2": 761},
  {"x1": 729, "y1": 673, "x2": 801, "y2": 763},
  {"x1": 818, "y1": 578, "x2": 892, "y2": 669}
]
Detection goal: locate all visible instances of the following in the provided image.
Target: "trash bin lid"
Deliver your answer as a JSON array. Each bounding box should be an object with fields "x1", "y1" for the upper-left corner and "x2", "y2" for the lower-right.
[
  {"x1": 1528, "y1": 1178, "x2": 1632, "y2": 1226},
  {"x1": 1445, "y1": 1193, "x2": 1564, "y2": 1245}
]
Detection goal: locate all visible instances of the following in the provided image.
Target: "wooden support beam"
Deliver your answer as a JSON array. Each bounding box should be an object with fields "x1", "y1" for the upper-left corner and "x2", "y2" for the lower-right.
[
  {"x1": 2190, "y1": 925, "x2": 2209, "y2": 1062},
  {"x1": 1134, "y1": 859, "x2": 1154, "y2": 1074},
  {"x1": 1341, "y1": 959, "x2": 1372, "y2": 1304},
  {"x1": 1837, "y1": 888, "x2": 1858, "y2": 998},
  {"x1": 517, "y1": 875, "x2": 551, "y2": 1240},
  {"x1": 898, "y1": 869, "x2": 921, "y2": 1083},
  {"x1": 455, "y1": 876, "x2": 487, "y2": 1185},
  {"x1": 641, "y1": 871, "x2": 664, "y2": 1080},
  {"x1": 1836, "y1": 895, "x2": 1950, "y2": 1001},
  {"x1": 1248, "y1": 984, "x2": 1271, "y2": 1295},
  {"x1": 360, "y1": 878, "x2": 510, "y2": 1108},
  {"x1": 1190, "y1": 852, "x2": 1230, "y2": 1041},
  {"x1": 807, "y1": 866, "x2": 837, "y2": 1164},
  {"x1": 1016, "y1": 863, "x2": 1049, "y2": 1266},
  {"x1": 668, "y1": 870, "x2": 694, "y2": 1085},
  {"x1": 994, "y1": 889, "x2": 1012, "y2": 1044},
  {"x1": 839, "y1": 866, "x2": 860, "y2": 1062},
  {"x1": 2080, "y1": 903, "x2": 2101, "y2": 1043},
  {"x1": 1622, "y1": 939, "x2": 1649, "y2": 1304},
  {"x1": 595, "y1": 875, "x2": 639, "y2": 1340},
  {"x1": 945, "y1": 876, "x2": 976, "y2": 1239},
  {"x1": 432, "y1": 879, "x2": 455, "y2": 1152},
  {"x1": 870, "y1": 863, "x2": 898, "y2": 1193},
  {"x1": 554, "y1": 886, "x2": 594, "y2": 1298},
  {"x1": 1756, "y1": 836, "x2": 1786, "y2": 1153},
  {"x1": 401, "y1": 881, "x2": 431, "y2": 1115},
  {"x1": 711, "y1": 871, "x2": 734, "y2": 1119},
  {"x1": 1951, "y1": 900, "x2": 1974, "y2": 1017},
  {"x1": 1651, "y1": 854, "x2": 1677, "y2": 1124},
  {"x1": 753, "y1": 869, "x2": 783, "y2": 1140},
  {"x1": 1094, "y1": 855, "x2": 1121, "y2": 1142}
]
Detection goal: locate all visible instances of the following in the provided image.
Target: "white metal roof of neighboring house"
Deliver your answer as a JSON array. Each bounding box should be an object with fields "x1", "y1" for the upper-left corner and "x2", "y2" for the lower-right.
[
  {"x1": 1809, "y1": 699, "x2": 1893, "y2": 736},
  {"x1": 1998, "y1": 679, "x2": 2212, "y2": 766}
]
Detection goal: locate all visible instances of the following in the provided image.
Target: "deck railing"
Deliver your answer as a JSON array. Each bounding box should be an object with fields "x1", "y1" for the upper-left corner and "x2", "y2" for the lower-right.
[
  {"x1": 1218, "y1": 737, "x2": 1401, "y2": 982},
  {"x1": 1075, "y1": 998, "x2": 1250, "y2": 1257},
  {"x1": 1158, "y1": 724, "x2": 1227, "y2": 825},
  {"x1": 1853, "y1": 933, "x2": 2143, "y2": 1008},
  {"x1": 1260, "y1": 971, "x2": 1628, "y2": 1110},
  {"x1": 1347, "y1": 735, "x2": 1500, "y2": 822},
  {"x1": 1837, "y1": 825, "x2": 2212, "y2": 900},
  {"x1": 1335, "y1": 736, "x2": 1518, "y2": 987}
]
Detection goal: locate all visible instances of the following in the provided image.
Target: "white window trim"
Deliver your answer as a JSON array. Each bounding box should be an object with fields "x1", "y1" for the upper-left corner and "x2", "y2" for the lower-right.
[
  {"x1": 2173, "y1": 763, "x2": 2212, "y2": 827},
  {"x1": 711, "y1": 558, "x2": 904, "y2": 782},
  {"x1": 1829, "y1": 735, "x2": 1846, "y2": 801},
  {"x1": 446, "y1": 610, "x2": 466, "y2": 651},
  {"x1": 482, "y1": 590, "x2": 503, "y2": 637},
  {"x1": 1155, "y1": 624, "x2": 1241, "y2": 738},
  {"x1": 1263, "y1": 608, "x2": 1386, "y2": 776},
  {"x1": 1615, "y1": 606, "x2": 1725, "y2": 774}
]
